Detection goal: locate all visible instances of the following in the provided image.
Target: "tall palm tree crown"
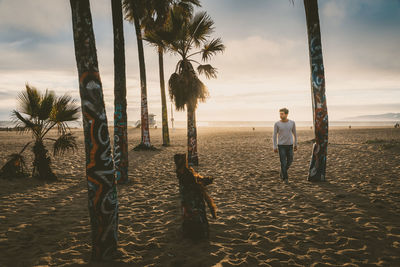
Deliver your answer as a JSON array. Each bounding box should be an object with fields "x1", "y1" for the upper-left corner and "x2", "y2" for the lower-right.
[
  {"x1": 144, "y1": 0, "x2": 201, "y2": 146},
  {"x1": 163, "y1": 7, "x2": 224, "y2": 166},
  {"x1": 165, "y1": 8, "x2": 225, "y2": 110}
]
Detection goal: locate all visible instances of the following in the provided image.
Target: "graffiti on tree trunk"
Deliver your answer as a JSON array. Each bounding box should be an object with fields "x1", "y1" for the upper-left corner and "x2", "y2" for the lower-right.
[
  {"x1": 70, "y1": 0, "x2": 118, "y2": 259},
  {"x1": 187, "y1": 108, "x2": 198, "y2": 166},
  {"x1": 81, "y1": 72, "x2": 118, "y2": 259},
  {"x1": 305, "y1": 0, "x2": 328, "y2": 182},
  {"x1": 112, "y1": 0, "x2": 128, "y2": 184},
  {"x1": 141, "y1": 89, "x2": 151, "y2": 146},
  {"x1": 114, "y1": 103, "x2": 128, "y2": 183}
]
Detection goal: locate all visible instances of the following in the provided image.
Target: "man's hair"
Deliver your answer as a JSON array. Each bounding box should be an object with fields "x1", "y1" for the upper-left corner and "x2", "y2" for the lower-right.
[{"x1": 279, "y1": 108, "x2": 289, "y2": 114}]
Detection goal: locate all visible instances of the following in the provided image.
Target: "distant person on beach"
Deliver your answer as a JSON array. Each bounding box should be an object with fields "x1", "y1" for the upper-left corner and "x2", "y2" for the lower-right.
[{"x1": 273, "y1": 108, "x2": 297, "y2": 184}]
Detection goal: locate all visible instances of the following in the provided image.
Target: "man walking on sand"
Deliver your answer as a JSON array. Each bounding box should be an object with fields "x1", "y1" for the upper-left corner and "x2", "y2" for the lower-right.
[{"x1": 273, "y1": 108, "x2": 297, "y2": 184}]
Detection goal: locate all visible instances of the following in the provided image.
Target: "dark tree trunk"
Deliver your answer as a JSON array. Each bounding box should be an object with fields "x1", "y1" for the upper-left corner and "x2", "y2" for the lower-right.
[
  {"x1": 304, "y1": 0, "x2": 328, "y2": 182},
  {"x1": 187, "y1": 106, "x2": 198, "y2": 166},
  {"x1": 158, "y1": 47, "x2": 170, "y2": 146},
  {"x1": 112, "y1": 0, "x2": 129, "y2": 184},
  {"x1": 70, "y1": 0, "x2": 118, "y2": 260},
  {"x1": 32, "y1": 140, "x2": 56, "y2": 181},
  {"x1": 133, "y1": 13, "x2": 151, "y2": 147}
]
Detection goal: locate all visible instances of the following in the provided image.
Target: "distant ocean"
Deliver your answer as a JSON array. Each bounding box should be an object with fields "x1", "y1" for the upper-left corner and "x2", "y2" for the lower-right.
[{"x1": 1, "y1": 120, "x2": 398, "y2": 129}]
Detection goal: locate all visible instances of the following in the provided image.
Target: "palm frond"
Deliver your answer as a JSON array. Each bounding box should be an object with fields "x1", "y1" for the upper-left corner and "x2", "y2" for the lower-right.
[
  {"x1": 190, "y1": 75, "x2": 208, "y2": 108},
  {"x1": 38, "y1": 89, "x2": 56, "y2": 121},
  {"x1": 122, "y1": 0, "x2": 151, "y2": 25},
  {"x1": 168, "y1": 72, "x2": 187, "y2": 110},
  {"x1": 169, "y1": 60, "x2": 209, "y2": 110},
  {"x1": 50, "y1": 94, "x2": 80, "y2": 133},
  {"x1": 19, "y1": 141, "x2": 32, "y2": 154},
  {"x1": 122, "y1": 0, "x2": 140, "y2": 23},
  {"x1": 201, "y1": 37, "x2": 225, "y2": 61},
  {"x1": 148, "y1": 0, "x2": 170, "y2": 28},
  {"x1": 197, "y1": 64, "x2": 218, "y2": 79},
  {"x1": 188, "y1": 12, "x2": 214, "y2": 47},
  {"x1": 45, "y1": 94, "x2": 80, "y2": 136},
  {"x1": 163, "y1": 6, "x2": 188, "y2": 54},
  {"x1": 144, "y1": 29, "x2": 165, "y2": 48},
  {"x1": 11, "y1": 110, "x2": 39, "y2": 135},
  {"x1": 181, "y1": 0, "x2": 201, "y2": 7},
  {"x1": 17, "y1": 84, "x2": 41, "y2": 118},
  {"x1": 53, "y1": 133, "x2": 78, "y2": 156},
  {"x1": 173, "y1": 0, "x2": 201, "y2": 21},
  {"x1": 174, "y1": 2, "x2": 193, "y2": 20}
]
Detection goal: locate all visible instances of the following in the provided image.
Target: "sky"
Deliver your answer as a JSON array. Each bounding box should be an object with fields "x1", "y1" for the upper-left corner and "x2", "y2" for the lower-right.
[{"x1": 0, "y1": 0, "x2": 399, "y2": 122}]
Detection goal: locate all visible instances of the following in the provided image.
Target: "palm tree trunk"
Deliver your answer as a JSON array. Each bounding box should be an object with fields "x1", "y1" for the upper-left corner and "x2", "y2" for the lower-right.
[
  {"x1": 304, "y1": 0, "x2": 328, "y2": 182},
  {"x1": 32, "y1": 140, "x2": 56, "y2": 181},
  {"x1": 112, "y1": 0, "x2": 129, "y2": 184},
  {"x1": 133, "y1": 13, "x2": 151, "y2": 147},
  {"x1": 70, "y1": 0, "x2": 118, "y2": 260},
  {"x1": 158, "y1": 47, "x2": 170, "y2": 146},
  {"x1": 187, "y1": 106, "x2": 198, "y2": 166}
]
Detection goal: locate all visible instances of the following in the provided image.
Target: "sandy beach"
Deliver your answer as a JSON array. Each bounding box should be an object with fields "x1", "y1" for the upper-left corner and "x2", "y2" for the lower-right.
[{"x1": 0, "y1": 127, "x2": 399, "y2": 266}]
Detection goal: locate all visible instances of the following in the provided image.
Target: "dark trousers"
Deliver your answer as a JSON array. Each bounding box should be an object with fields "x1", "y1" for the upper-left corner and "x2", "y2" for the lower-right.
[{"x1": 278, "y1": 145, "x2": 293, "y2": 180}]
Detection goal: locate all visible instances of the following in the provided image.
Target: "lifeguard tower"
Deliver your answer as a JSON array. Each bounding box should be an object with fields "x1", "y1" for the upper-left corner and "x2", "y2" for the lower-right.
[
  {"x1": 134, "y1": 114, "x2": 157, "y2": 128},
  {"x1": 149, "y1": 114, "x2": 156, "y2": 128}
]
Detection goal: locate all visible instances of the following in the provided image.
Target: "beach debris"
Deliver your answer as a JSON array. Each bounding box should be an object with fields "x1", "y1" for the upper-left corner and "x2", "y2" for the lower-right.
[
  {"x1": 174, "y1": 153, "x2": 217, "y2": 241},
  {"x1": 0, "y1": 142, "x2": 31, "y2": 179},
  {"x1": 0, "y1": 153, "x2": 28, "y2": 179}
]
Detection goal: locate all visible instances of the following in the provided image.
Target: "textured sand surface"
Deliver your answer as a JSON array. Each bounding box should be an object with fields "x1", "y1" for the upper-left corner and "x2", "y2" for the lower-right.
[{"x1": 0, "y1": 127, "x2": 399, "y2": 266}]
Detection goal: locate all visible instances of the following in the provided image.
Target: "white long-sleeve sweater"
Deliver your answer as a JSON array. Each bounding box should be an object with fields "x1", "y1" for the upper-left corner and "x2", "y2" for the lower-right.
[{"x1": 273, "y1": 120, "x2": 297, "y2": 149}]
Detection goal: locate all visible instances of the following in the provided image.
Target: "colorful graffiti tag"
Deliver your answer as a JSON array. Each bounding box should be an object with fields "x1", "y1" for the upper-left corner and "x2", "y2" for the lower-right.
[
  {"x1": 304, "y1": 0, "x2": 329, "y2": 182},
  {"x1": 70, "y1": 0, "x2": 118, "y2": 259},
  {"x1": 141, "y1": 91, "x2": 151, "y2": 146},
  {"x1": 114, "y1": 104, "x2": 128, "y2": 184},
  {"x1": 112, "y1": 0, "x2": 128, "y2": 184}
]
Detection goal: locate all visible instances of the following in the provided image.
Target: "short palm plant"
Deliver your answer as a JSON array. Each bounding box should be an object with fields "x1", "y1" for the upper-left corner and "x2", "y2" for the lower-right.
[
  {"x1": 10, "y1": 84, "x2": 80, "y2": 181},
  {"x1": 164, "y1": 8, "x2": 225, "y2": 166}
]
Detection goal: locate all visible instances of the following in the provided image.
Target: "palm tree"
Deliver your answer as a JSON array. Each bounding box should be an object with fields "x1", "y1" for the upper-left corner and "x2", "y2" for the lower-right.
[
  {"x1": 165, "y1": 9, "x2": 225, "y2": 166},
  {"x1": 70, "y1": 0, "x2": 118, "y2": 260},
  {"x1": 144, "y1": 0, "x2": 201, "y2": 147},
  {"x1": 123, "y1": 0, "x2": 153, "y2": 150},
  {"x1": 112, "y1": 0, "x2": 129, "y2": 184},
  {"x1": 143, "y1": 1, "x2": 171, "y2": 147},
  {"x1": 304, "y1": 0, "x2": 328, "y2": 181},
  {"x1": 11, "y1": 84, "x2": 79, "y2": 181}
]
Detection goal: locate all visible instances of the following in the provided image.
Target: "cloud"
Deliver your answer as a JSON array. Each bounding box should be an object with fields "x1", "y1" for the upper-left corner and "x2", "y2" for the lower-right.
[
  {"x1": 0, "y1": 0, "x2": 399, "y2": 122},
  {"x1": 209, "y1": 35, "x2": 309, "y2": 86},
  {"x1": 0, "y1": 0, "x2": 71, "y2": 37},
  {"x1": 322, "y1": 1, "x2": 346, "y2": 20}
]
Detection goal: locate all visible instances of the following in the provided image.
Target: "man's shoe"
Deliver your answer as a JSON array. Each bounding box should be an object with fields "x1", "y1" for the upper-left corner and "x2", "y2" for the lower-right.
[{"x1": 284, "y1": 179, "x2": 289, "y2": 184}]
